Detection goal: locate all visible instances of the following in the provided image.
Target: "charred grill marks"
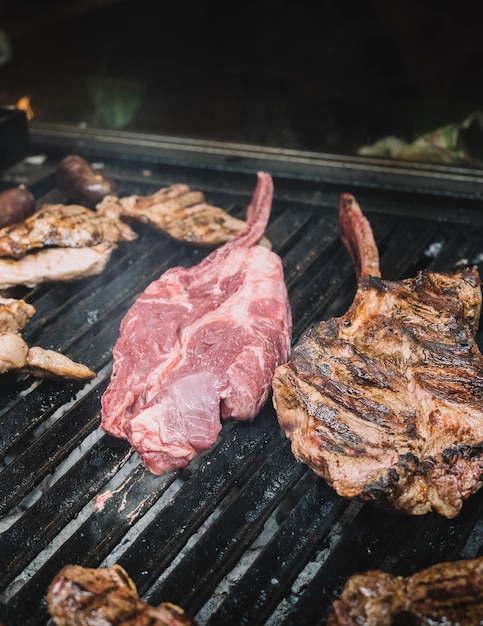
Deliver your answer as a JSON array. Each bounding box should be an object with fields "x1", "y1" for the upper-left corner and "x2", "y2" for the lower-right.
[
  {"x1": 328, "y1": 557, "x2": 483, "y2": 624},
  {"x1": 273, "y1": 193, "x2": 483, "y2": 517}
]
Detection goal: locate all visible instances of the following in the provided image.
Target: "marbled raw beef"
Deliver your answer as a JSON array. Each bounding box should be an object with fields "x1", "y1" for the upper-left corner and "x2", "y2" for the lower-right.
[{"x1": 101, "y1": 172, "x2": 292, "y2": 474}]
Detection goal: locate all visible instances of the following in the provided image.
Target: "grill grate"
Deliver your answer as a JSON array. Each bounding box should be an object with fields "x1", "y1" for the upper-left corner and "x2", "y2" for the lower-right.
[{"x1": 2, "y1": 128, "x2": 483, "y2": 625}]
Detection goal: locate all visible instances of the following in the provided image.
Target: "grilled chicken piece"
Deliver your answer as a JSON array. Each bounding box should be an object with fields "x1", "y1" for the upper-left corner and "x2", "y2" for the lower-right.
[
  {"x1": 47, "y1": 564, "x2": 198, "y2": 626},
  {"x1": 97, "y1": 184, "x2": 271, "y2": 248},
  {"x1": 22, "y1": 346, "x2": 96, "y2": 379},
  {"x1": 0, "y1": 296, "x2": 35, "y2": 332},
  {"x1": 0, "y1": 243, "x2": 118, "y2": 288},
  {"x1": 0, "y1": 297, "x2": 95, "y2": 379},
  {"x1": 272, "y1": 193, "x2": 483, "y2": 518},
  {"x1": 328, "y1": 556, "x2": 483, "y2": 625},
  {"x1": 0, "y1": 202, "x2": 136, "y2": 287},
  {"x1": 0, "y1": 332, "x2": 28, "y2": 373},
  {"x1": 0, "y1": 203, "x2": 136, "y2": 259},
  {"x1": 0, "y1": 332, "x2": 96, "y2": 379}
]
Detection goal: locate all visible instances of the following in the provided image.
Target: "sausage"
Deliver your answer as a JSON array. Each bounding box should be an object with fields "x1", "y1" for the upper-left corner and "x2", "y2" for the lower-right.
[
  {"x1": 0, "y1": 185, "x2": 36, "y2": 228},
  {"x1": 56, "y1": 155, "x2": 117, "y2": 208}
]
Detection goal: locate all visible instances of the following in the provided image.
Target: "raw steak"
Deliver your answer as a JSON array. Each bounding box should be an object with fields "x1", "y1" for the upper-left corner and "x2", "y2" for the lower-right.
[
  {"x1": 101, "y1": 172, "x2": 292, "y2": 475},
  {"x1": 0, "y1": 296, "x2": 95, "y2": 379},
  {"x1": 272, "y1": 193, "x2": 483, "y2": 518}
]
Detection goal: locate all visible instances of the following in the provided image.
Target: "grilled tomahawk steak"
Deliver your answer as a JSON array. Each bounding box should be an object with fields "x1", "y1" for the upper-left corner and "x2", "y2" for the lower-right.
[
  {"x1": 101, "y1": 172, "x2": 292, "y2": 475},
  {"x1": 327, "y1": 556, "x2": 483, "y2": 625},
  {"x1": 272, "y1": 193, "x2": 483, "y2": 518}
]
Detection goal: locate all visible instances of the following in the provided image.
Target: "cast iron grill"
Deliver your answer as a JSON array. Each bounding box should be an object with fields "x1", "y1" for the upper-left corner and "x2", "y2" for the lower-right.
[{"x1": 2, "y1": 124, "x2": 483, "y2": 625}]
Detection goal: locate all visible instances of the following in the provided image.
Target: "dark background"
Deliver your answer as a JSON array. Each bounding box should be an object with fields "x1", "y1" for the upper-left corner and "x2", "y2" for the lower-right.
[{"x1": 1, "y1": 0, "x2": 482, "y2": 155}]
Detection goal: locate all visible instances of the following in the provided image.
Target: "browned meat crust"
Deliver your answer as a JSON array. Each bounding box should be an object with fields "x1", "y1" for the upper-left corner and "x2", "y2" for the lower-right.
[
  {"x1": 273, "y1": 194, "x2": 483, "y2": 518},
  {"x1": 0, "y1": 203, "x2": 136, "y2": 259},
  {"x1": 328, "y1": 556, "x2": 483, "y2": 625},
  {"x1": 97, "y1": 183, "x2": 271, "y2": 248},
  {"x1": 47, "y1": 564, "x2": 198, "y2": 626},
  {"x1": 0, "y1": 296, "x2": 35, "y2": 332}
]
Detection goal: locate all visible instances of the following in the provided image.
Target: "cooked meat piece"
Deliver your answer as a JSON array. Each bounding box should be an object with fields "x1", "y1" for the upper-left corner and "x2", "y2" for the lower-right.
[
  {"x1": 0, "y1": 296, "x2": 35, "y2": 332},
  {"x1": 47, "y1": 564, "x2": 198, "y2": 626},
  {"x1": 0, "y1": 243, "x2": 117, "y2": 288},
  {"x1": 56, "y1": 154, "x2": 117, "y2": 208},
  {"x1": 101, "y1": 184, "x2": 205, "y2": 219},
  {"x1": 0, "y1": 331, "x2": 96, "y2": 379},
  {"x1": 0, "y1": 332, "x2": 28, "y2": 373},
  {"x1": 0, "y1": 185, "x2": 36, "y2": 228},
  {"x1": 101, "y1": 172, "x2": 291, "y2": 475},
  {"x1": 327, "y1": 556, "x2": 483, "y2": 625},
  {"x1": 0, "y1": 297, "x2": 95, "y2": 379},
  {"x1": 0, "y1": 203, "x2": 136, "y2": 259},
  {"x1": 22, "y1": 347, "x2": 96, "y2": 379},
  {"x1": 97, "y1": 183, "x2": 271, "y2": 248},
  {"x1": 272, "y1": 193, "x2": 483, "y2": 518}
]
